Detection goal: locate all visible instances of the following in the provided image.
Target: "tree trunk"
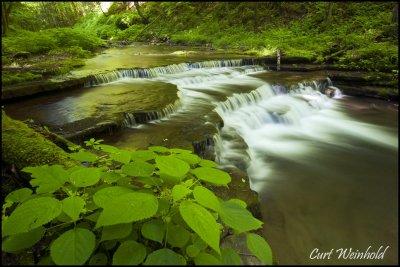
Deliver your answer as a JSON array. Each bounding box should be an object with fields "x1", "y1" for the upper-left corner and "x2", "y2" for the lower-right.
[
  {"x1": 393, "y1": 3, "x2": 398, "y2": 24},
  {"x1": 2, "y1": 2, "x2": 12, "y2": 36},
  {"x1": 134, "y1": 1, "x2": 149, "y2": 24}
]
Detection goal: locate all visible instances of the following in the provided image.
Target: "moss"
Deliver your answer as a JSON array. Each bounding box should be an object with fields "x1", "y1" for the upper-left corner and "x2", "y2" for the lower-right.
[
  {"x1": 2, "y1": 71, "x2": 42, "y2": 86},
  {"x1": 1, "y1": 111, "x2": 76, "y2": 169}
]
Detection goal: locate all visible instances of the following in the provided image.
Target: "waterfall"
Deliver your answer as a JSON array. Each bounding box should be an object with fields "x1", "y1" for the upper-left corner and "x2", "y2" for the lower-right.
[
  {"x1": 85, "y1": 59, "x2": 256, "y2": 87},
  {"x1": 122, "y1": 99, "x2": 182, "y2": 127},
  {"x1": 213, "y1": 78, "x2": 397, "y2": 191}
]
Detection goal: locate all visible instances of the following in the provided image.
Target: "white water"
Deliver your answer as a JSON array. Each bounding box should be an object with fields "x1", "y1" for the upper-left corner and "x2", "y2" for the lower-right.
[
  {"x1": 214, "y1": 81, "x2": 398, "y2": 192},
  {"x1": 86, "y1": 59, "x2": 258, "y2": 87}
]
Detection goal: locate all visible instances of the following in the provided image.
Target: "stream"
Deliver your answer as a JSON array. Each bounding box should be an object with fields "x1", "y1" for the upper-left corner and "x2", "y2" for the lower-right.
[{"x1": 4, "y1": 43, "x2": 398, "y2": 264}]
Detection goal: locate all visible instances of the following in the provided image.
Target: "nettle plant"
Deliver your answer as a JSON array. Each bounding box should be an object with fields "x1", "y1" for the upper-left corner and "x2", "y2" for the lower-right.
[{"x1": 2, "y1": 138, "x2": 273, "y2": 265}]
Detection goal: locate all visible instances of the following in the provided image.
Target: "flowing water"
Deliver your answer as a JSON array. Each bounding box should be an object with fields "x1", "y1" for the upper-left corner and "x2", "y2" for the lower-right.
[{"x1": 3, "y1": 44, "x2": 398, "y2": 264}]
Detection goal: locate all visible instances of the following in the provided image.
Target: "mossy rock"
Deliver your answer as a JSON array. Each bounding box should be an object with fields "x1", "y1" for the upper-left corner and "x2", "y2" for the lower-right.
[{"x1": 2, "y1": 111, "x2": 76, "y2": 169}]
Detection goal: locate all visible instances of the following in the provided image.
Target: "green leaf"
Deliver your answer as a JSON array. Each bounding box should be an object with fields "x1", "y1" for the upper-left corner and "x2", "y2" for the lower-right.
[
  {"x1": 131, "y1": 150, "x2": 156, "y2": 161},
  {"x1": 113, "y1": 240, "x2": 146, "y2": 265},
  {"x1": 96, "y1": 192, "x2": 158, "y2": 228},
  {"x1": 199, "y1": 159, "x2": 217, "y2": 168},
  {"x1": 23, "y1": 165, "x2": 69, "y2": 194},
  {"x1": 141, "y1": 219, "x2": 166, "y2": 244},
  {"x1": 166, "y1": 224, "x2": 191, "y2": 248},
  {"x1": 186, "y1": 245, "x2": 200, "y2": 258},
  {"x1": 37, "y1": 256, "x2": 55, "y2": 265},
  {"x1": 226, "y1": 198, "x2": 247, "y2": 209},
  {"x1": 149, "y1": 146, "x2": 170, "y2": 153},
  {"x1": 3, "y1": 197, "x2": 62, "y2": 237},
  {"x1": 2, "y1": 226, "x2": 45, "y2": 253},
  {"x1": 193, "y1": 186, "x2": 221, "y2": 212},
  {"x1": 156, "y1": 155, "x2": 190, "y2": 180},
  {"x1": 109, "y1": 149, "x2": 131, "y2": 164},
  {"x1": 192, "y1": 234, "x2": 208, "y2": 251},
  {"x1": 172, "y1": 184, "x2": 192, "y2": 202},
  {"x1": 95, "y1": 144, "x2": 119, "y2": 153},
  {"x1": 220, "y1": 248, "x2": 243, "y2": 265},
  {"x1": 93, "y1": 186, "x2": 134, "y2": 208},
  {"x1": 5, "y1": 188, "x2": 32, "y2": 203},
  {"x1": 101, "y1": 171, "x2": 123, "y2": 184},
  {"x1": 170, "y1": 148, "x2": 193, "y2": 154},
  {"x1": 121, "y1": 160, "x2": 155, "y2": 177},
  {"x1": 246, "y1": 233, "x2": 273, "y2": 265},
  {"x1": 219, "y1": 201, "x2": 263, "y2": 233},
  {"x1": 174, "y1": 153, "x2": 201, "y2": 165},
  {"x1": 101, "y1": 223, "x2": 132, "y2": 242},
  {"x1": 89, "y1": 253, "x2": 108, "y2": 265},
  {"x1": 191, "y1": 167, "x2": 231, "y2": 186},
  {"x1": 179, "y1": 201, "x2": 220, "y2": 254},
  {"x1": 62, "y1": 196, "x2": 85, "y2": 221},
  {"x1": 194, "y1": 252, "x2": 221, "y2": 265},
  {"x1": 50, "y1": 228, "x2": 96, "y2": 265},
  {"x1": 70, "y1": 167, "x2": 102, "y2": 187},
  {"x1": 144, "y1": 248, "x2": 186, "y2": 265},
  {"x1": 69, "y1": 150, "x2": 98, "y2": 162}
]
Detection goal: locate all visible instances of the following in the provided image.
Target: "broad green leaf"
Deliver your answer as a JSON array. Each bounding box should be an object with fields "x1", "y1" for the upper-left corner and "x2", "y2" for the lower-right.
[
  {"x1": 137, "y1": 176, "x2": 163, "y2": 187},
  {"x1": 50, "y1": 228, "x2": 95, "y2": 265},
  {"x1": 101, "y1": 223, "x2": 132, "y2": 242},
  {"x1": 62, "y1": 196, "x2": 85, "y2": 221},
  {"x1": 144, "y1": 248, "x2": 186, "y2": 265},
  {"x1": 194, "y1": 252, "x2": 221, "y2": 265},
  {"x1": 219, "y1": 201, "x2": 263, "y2": 233},
  {"x1": 70, "y1": 167, "x2": 102, "y2": 187},
  {"x1": 191, "y1": 167, "x2": 231, "y2": 186},
  {"x1": 166, "y1": 224, "x2": 191, "y2": 248},
  {"x1": 170, "y1": 148, "x2": 193, "y2": 154},
  {"x1": 141, "y1": 219, "x2": 165, "y2": 243},
  {"x1": 69, "y1": 150, "x2": 98, "y2": 162},
  {"x1": 103, "y1": 240, "x2": 118, "y2": 250},
  {"x1": 89, "y1": 253, "x2": 108, "y2": 265},
  {"x1": 156, "y1": 155, "x2": 190, "y2": 179},
  {"x1": 113, "y1": 240, "x2": 146, "y2": 265},
  {"x1": 156, "y1": 198, "x2": 170, "y2": 216},
  {"x1": 186, "y1": 245, "x2": 200, "y2": 258},
  {"x1": 101, "y1": 171, "x2": 123, "y2": 184},
  {"x1": 199, "y1": 159, "x2": 217, "y2": 168},
  {"x1": 131, "y1": 150, "x2": 156, "y2": 161},
  {"x1": 109, "y1": 149, "x2": 132, "y2": 164},
  {"x1": 121, "y1": 160, "x2": 155, "y2": 177},
  {"x1": 5, "y1": 188, "x2": 32, "y2": 203},
  {"x1": 172, "y1": 184, "x2": 192, "y2": 202},
  {"x1": 95, "y1": 144, "x2": 119, "y2": 153},
  {"x1": 56, "y1": 212, "x2": 74, "y2": 223},
  {"x1": 85, "y1": 211, "x2": 100, "y2": 222},
  {"x1": 179, "y1": 201, "x2": 220, "y2": 254},
  {"x1": 193, "y1": 186, "x2": 221, "y2": 212},
  {"x1": 3, "y1": 197, "x2": 62, "y2": 237},
  {"x1": 246, "y1": 233, "x2": 273, "y2": 265},
  {"x1": 96, "y1": 193, "x2": 158, "y2": 228},
  {"x1": 220, "y1": 248, "x2": 243, "y2": 265},
  {"x1": 149, "y1": 146, "x2": 170, "y2": 153},
  {"x1": 23, "y1": 165, "x2": 69, "y2": 194},
  {"x1": 37, "y1": 256, "x2": 55, "y2": 265},
  {"x1": 174, "y1": 153, "x2": 201, "y2": 165},
  {"x1": 93, "y1": 186, "x2": 134, "y2": 208},
  {"x1": 192, "y1": 234, "x2": 208, "y2": 251},
  {"x1": 2, "y1": 226, "x2": 45, "y2": 253},
  {"x1": 226, "y1": 198, "x2": 247, "y2": 209}
]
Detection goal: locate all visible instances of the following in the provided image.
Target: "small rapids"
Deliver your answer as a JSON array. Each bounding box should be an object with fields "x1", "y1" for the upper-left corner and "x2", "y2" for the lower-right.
[
  {"x1": 213, "y1": 80, "x2": 397, "y2": 192},
  {"x1": 85, "y1": 59, "x2": 261, "y2": 87}
]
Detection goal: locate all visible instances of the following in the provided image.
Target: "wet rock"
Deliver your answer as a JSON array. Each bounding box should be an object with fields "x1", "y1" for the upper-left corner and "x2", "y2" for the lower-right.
[
  {"x1": 12, "y1": 51, "x2": 31, "y2": 59},
  {"x1": 324, "y1": 86, "x2": 336, "y2": 98},
  {"x1": 192, "y1": 135, "x2": 215, "y2": 159}
]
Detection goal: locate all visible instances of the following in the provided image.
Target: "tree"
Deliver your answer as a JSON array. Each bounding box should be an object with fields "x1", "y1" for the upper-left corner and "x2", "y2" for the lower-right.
[
  {"x1": 2, "y1": 2, "x2": 14, "y2": 36},
  {"x1": 134, "y1": 1, "x2": 149, "y2": 24}
]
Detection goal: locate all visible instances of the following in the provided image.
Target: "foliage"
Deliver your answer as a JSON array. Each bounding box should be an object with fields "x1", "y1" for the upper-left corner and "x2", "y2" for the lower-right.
[{"x1": 2, "y1": 138, "x2": 273, "y2": 265}]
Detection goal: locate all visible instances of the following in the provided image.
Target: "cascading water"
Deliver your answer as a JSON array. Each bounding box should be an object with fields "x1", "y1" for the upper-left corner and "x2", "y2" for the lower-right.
[
  {"x1": 213, "y1": 80, "x2": 397, "y2": 192},
  {"x1": 85, "y1": 59, "x2": 257, "y2": 87}
]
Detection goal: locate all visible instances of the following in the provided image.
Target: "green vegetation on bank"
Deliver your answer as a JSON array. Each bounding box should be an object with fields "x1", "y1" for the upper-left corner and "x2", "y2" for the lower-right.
[
  {"x1": 2, "y1": 2, "x2": 398, "y2": 87},
  {"x1": 2, "y1": 137, "x2": 272, "y2": 265}
]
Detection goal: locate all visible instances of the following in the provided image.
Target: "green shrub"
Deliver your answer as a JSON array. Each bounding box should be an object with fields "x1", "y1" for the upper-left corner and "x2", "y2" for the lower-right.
[
  {"x1": 2, "y1": 71, "x2": 42, "y2": 86},
  {"x1": 2, "y1": 139, "x2": 273, "y2": 265}
]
